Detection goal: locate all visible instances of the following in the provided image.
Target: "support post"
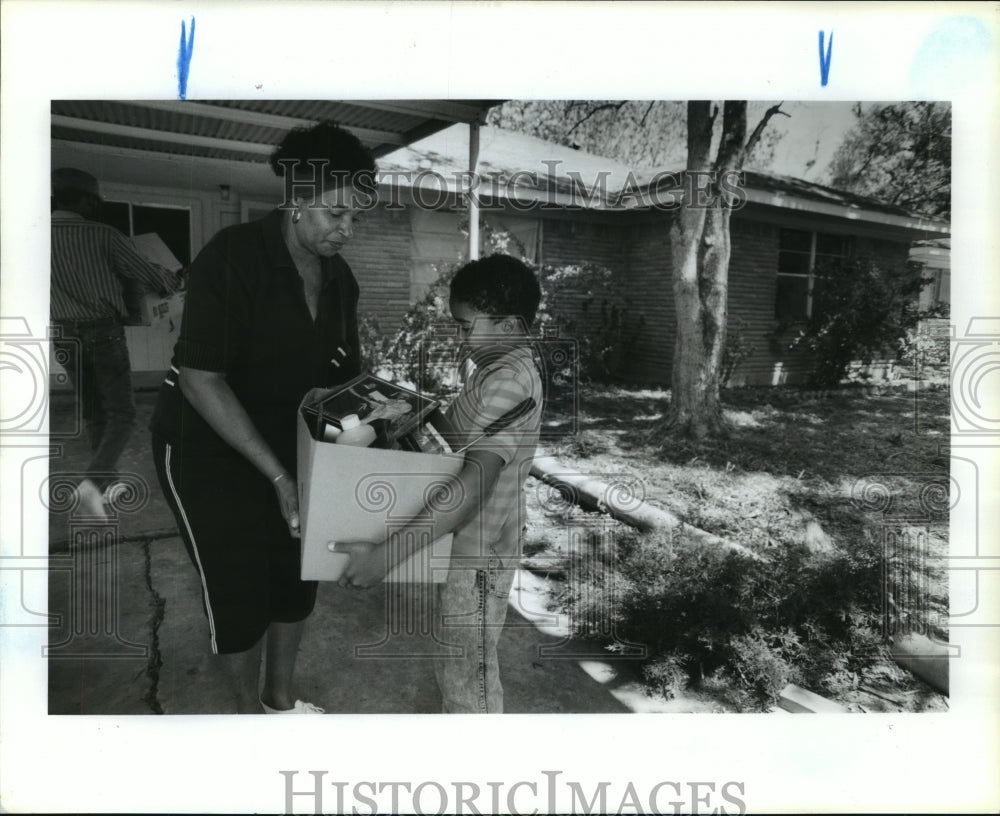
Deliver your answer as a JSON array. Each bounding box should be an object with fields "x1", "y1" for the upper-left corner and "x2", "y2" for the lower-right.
[{"x1": 468, "y1": 121, "x2": 480, "y2": 260}]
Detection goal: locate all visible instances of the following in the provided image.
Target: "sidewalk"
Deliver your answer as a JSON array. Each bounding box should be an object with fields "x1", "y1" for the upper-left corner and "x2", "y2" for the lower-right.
[{"x1": 47, "y1": 390, "x2": 649, "y2": 715}]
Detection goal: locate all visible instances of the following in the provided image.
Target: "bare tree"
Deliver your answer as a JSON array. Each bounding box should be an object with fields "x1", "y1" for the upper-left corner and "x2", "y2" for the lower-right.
[
  {"x1": 828, "y1": 102, "x2": 951, "y2": 219},
  {"x1": 666, "y1": 102, "x2": 788, "y2": 438},
  {"x1": 487, "y1": 100, "x2": 784, "y2": 169}
]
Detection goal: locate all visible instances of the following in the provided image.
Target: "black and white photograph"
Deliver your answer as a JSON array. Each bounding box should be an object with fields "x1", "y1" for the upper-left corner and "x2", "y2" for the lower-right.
[{"x1": 2, "y1": 3, "x2": 998, "y2": 814}]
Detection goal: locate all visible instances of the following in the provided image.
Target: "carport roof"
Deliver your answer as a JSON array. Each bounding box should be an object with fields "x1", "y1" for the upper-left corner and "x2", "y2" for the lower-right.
[{"x1": 51, "y1": 99, "x2": 501, "y2": 162}]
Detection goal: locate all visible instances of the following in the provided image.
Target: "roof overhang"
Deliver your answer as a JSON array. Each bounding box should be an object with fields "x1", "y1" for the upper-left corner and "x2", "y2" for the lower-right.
[{"x1": 51, "y1": 99, "x2": 501, "y2": 163}]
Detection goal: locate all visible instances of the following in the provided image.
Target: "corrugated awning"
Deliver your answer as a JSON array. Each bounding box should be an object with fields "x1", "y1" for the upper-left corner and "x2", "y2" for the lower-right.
[{"x1": 51, "y1": 99, "x2": 501, "y2": 162}]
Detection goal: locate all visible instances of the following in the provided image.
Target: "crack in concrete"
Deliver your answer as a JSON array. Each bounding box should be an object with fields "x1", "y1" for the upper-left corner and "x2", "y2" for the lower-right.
[{"x1": 141, "y1": 539, "x2": 166, "y2": 714}]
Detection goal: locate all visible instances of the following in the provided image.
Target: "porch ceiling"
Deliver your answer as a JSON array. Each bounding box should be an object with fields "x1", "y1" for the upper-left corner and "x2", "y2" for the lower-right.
[{"x1": 50, "y1": 99, "x2": 501, "y2": 162}]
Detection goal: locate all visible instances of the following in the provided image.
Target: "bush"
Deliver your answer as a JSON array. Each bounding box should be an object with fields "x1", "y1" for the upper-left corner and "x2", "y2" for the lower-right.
[
  {"x1": 776, "y1": 257, "x2": 947, "y2": 388},
  {"x1": 360, "y1": 265, "x2": 464, "y2": 402},
  {"x1": 898, "y1": 314, "x2": 951, "y2": 380},
  {"x1": 564, "y1": 527, "x2": 887, "y2": 711},
  {"x1": 359, "y1": 223, "x2": 646, "y2": 398},
  {"x1": 641, "y1": 654, "x2": 690, "y2": 701},
  {"x1": 721, "y1": 316, "x2": 757, "y2": 386},
  {"x1": 536, "y1": 262, "x2": 646, "y2": 383},
  {"x1": 723, "y1": 629, "x2": 801, "y2": 709}
]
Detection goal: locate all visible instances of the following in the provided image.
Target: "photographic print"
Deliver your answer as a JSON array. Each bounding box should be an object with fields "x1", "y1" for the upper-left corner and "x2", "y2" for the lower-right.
[{"x1": 2, "y1": 3, "x2": 998, "y2": 814}]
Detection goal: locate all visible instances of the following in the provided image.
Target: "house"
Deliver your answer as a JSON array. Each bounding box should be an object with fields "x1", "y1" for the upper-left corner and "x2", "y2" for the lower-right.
[
  {"x1": 50, "y1": 102, "x2": 950, "y2": 388},
  {"x1": 377, "y1": 124, "x2": 951, "y2": 386}
]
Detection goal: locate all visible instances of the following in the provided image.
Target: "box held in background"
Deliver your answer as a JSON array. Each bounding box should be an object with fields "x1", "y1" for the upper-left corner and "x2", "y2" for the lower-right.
[{"x1": 123, "y1": 232, "x2": 184, "y2": 327}]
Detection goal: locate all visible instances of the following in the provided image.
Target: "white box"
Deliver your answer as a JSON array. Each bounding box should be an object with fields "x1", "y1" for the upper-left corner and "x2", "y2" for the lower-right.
[{"x1": 297, "y1": 390, "x2": 463, "y2": 582}]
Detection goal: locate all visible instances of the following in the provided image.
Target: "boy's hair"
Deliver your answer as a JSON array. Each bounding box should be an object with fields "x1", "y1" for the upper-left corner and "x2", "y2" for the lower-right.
[{"x1": 449, "y1": 254, "x2": 542, "y2": 328}]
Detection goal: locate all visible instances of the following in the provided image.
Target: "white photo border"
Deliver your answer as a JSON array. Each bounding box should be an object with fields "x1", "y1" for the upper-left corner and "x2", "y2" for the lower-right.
[{"x1": 2, "y1": 1, "x2": 998, "y2": 813}]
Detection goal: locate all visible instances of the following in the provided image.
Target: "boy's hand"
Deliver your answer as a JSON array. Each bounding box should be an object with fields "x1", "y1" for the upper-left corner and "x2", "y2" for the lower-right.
[{"x1": 331, "y1": 540, "x2": 387, "y2": 588}]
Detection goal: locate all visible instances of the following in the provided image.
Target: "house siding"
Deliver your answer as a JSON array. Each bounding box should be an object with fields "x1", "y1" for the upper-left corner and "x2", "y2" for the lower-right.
[
  {"x1": 109, "y1": 186, "x2": 933, "y2": 391},
  {"x1": 340, "y1": 206, "x2": 413, "y2": 333},
  {"x1": 616, "y1": 213, "x2": 920, "y2": 387},
  {"x1": 621, "y1": 218, "x2": 674, "y2": 383}
]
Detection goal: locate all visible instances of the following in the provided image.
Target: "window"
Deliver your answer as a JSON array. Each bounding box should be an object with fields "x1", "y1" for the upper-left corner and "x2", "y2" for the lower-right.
[
  {"x1": 100, "y1": 200, "x2": 192, "y2": 266},
  {"x1": 919, "y1": 268, "x2": 950, "y2": 310},
  {"x1": 774, "y1": 228, "x2": 849, "y2": 321}
]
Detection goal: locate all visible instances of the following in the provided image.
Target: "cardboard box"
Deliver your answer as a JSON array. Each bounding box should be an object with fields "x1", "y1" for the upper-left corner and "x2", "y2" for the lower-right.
[
  {"x1": 123, "y1": 233, "x2": 184, "y2": 326},
  {"x1": 297, "y1": 388, "x2": 463, "y2": 582}
]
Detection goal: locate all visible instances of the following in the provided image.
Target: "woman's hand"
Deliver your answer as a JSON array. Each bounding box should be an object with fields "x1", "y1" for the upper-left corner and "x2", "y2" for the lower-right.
[
  {"x1": 272, "y1": 474, "x2": 300, "y2": 539},
  {"x1": 333, "y1": 540, "x2": 386, "y2": 588}
]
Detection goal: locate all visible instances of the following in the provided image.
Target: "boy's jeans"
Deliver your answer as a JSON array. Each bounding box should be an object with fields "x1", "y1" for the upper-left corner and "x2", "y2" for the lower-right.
[{"x1": 433, "y1": 557, "x2": 516, "y2": 713}]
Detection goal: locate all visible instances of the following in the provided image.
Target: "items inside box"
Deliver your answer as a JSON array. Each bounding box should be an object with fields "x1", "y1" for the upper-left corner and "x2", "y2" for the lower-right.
[{"x1": 301, "y1": 374, "x2": 453, "y2": 453}]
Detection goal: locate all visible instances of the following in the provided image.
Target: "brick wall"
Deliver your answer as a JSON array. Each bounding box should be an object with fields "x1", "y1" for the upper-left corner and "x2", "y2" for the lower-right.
[
  {"x1": 727, "y1": 217, "x2": 814, "y2": 386},
  {"x1": 339, "y1": 205, "x2": 413, "y2": 332},
  {"x1": 619, "y1": 213, "x2": 901, "y2": 387},
  {"x1": 342, "y1": 203, "x2": 921, "y2": 389},
  {"x1": 621, "y1": 217, "x2": 673, "y2": 382},
  {"x1": 533, "y1": 214, "x2": 629, "y2": 360}
]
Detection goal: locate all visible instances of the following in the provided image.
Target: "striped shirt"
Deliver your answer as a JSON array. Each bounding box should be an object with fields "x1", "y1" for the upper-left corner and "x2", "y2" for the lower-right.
[
  {"x1": 50, "y1": 211, "x2": 181, "y2": 322},
  {"x1": 445, "y1": 343, "x2": 543, "y2": 569}
]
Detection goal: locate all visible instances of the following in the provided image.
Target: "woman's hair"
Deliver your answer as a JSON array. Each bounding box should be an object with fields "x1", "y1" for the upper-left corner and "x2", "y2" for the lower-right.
[
  {"x1": 449, "y1": 254, "x2": 542, "y2": 328},
  {"x1": 270, "y1": 121, "x2": 377, "y2": 203}
]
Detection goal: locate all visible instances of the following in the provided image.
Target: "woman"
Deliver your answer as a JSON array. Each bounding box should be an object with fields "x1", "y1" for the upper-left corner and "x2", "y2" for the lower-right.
[{"x1": 151, "y1": 122, "x2": 376, "y2": 713}]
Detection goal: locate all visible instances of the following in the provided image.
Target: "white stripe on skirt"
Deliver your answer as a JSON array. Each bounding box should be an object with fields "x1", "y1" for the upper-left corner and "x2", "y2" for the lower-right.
[{"x1": 163, "y1": 442, "x2": 219, "y2": 654}]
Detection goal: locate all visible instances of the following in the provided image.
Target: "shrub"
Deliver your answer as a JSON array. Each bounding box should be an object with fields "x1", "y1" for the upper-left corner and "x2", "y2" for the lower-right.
[
  {"x1": 641, "y1": 654, "x2": 690, "y2": 700},
  {"x1": 898, "y1": 313, "x2": 951, "y2": 380},
  {"x1": 536, "y1": 262, "x2": 646, "y2": 383},
  {"x1": 723, "y1": 629, "x2": 801, "y2": 709},
  {"x1": 359, "y1": 222, "x2": 646, "y2": 400},
  {"x1": 776, "y1": 257, "x2": 947, "y2": 388},
  {"x1": 721, "y1": 316, "x2": 757, "y2": 387},
  {"x1": 361, "y1": 264, "x2": 464, "y2": 401},
  {"x1": 564, "y1": 527, "x2": 888, "y2": 711}
]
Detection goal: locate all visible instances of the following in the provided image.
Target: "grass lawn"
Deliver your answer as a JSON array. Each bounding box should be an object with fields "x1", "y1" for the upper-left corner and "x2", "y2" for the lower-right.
[{"x1": 523, "y1": 382, "x2": 950, "y2": 712}]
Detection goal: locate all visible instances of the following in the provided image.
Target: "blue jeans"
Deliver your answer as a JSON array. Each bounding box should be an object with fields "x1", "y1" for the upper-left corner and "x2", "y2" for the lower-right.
[
  {"x1": 54, "y1": 320, "x2": 136, "y2": 491},
  {"x1": 433, "y1": 557, "x2": 516, "y2": 713}
]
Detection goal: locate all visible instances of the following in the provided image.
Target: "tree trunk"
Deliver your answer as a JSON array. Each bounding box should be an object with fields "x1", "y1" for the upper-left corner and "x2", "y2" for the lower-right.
[
  {"x1": 665, "y1": 102, "x2": 741, "y2": 438},
  {"x1": 665, "y1": 102, "x2": 784, "y2": 439},
  {"x1": 668, "y1": 203, "x2": 732, "y2": 438}
]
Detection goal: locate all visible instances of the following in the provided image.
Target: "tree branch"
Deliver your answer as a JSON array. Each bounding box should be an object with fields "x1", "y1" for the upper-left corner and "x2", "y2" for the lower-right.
[
  {"x1": 717, "y1": 101, "x2": 748, "y2": 172},
  {"x1": 741, "y1": 102, "x2": 790, "y2": 166},
  {"x1": 566, "y1": 101, "x2": 628, "y2": 136},
  {"x1": 639, "y1": 100, "x2": 656, "y2": 128},
  {"x1": 687, "y1": 101, "x2": 716, "y2": 170}
]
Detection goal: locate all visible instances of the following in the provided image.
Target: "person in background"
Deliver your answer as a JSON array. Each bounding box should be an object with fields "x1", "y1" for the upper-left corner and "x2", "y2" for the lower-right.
[
  {"x1": 337, "y1": 254, "x2": 544, "y2": 713},
  {"x1": 50, "y1": 167, "x2": 183, "y2": 519},
  {"x1": 150, "y1": 122, "x2": 376, "y2": 714}
]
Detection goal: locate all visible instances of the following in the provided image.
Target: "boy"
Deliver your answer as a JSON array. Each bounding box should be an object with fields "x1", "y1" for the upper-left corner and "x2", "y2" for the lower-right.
[{"x1": 337, "y1": 254, "x2": 544, "y2": 713}]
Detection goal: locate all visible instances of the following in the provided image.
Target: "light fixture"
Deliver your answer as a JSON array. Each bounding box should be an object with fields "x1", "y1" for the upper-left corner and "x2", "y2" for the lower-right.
[{"x1": 219, "y1": 184, "x2": 231, "y2": 201}]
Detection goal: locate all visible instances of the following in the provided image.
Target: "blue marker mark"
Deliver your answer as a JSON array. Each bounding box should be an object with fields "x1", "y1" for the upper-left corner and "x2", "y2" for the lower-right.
[
  {"x1": 177, "y1": 17, "x2": 196, "y2": 100},
  {"x1": 818, "y1": 29, "x2": 833, "y2": 87}
]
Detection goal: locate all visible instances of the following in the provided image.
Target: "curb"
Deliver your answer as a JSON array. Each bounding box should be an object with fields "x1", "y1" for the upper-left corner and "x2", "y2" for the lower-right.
[{"x1": 529, "y1": 455, "x2": 760, "y2": 560}]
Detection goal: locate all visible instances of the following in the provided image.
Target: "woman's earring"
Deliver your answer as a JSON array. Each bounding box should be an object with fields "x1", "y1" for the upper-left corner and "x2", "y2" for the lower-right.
[{"x1": 292, "y1": 207, "x2": 301, "y2": 224}]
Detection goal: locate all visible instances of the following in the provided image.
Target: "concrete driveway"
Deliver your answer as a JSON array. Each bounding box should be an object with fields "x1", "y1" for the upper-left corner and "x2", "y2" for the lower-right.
[{"x1": 47, "y1": 390, "x2": 660, "y2": 716}]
